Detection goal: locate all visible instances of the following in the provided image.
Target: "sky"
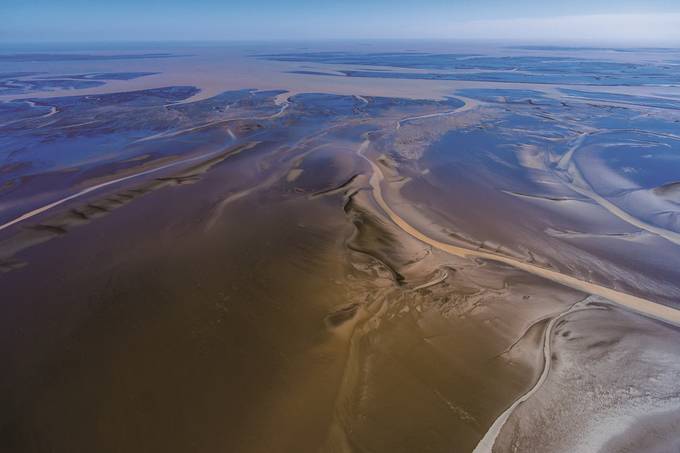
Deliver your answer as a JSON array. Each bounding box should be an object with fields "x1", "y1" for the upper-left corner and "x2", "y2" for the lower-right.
[{"x1": 2, "y1": 0, "x2": 680, "y2": 43}]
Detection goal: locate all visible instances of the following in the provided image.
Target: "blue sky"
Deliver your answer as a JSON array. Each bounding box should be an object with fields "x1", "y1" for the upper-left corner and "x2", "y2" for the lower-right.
[{"x1": 2, "y1": 0, "x2": 680, "y2": 42}]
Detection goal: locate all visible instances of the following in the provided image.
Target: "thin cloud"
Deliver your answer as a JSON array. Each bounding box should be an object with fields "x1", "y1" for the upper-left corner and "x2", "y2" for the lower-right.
[{"x1": 443, "y1": 14, "x2": 680, "y2": 43}]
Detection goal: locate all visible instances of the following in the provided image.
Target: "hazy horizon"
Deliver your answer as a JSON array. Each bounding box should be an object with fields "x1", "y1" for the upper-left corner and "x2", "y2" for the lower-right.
[{"x1": 3, "y1": 1, "x2": 680, "y2": 44}]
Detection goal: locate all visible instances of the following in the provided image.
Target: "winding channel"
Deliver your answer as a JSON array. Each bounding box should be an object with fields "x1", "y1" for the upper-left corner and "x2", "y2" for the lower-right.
[
  {"x1": 395, "y1": 96, "x2": 479, "y2": 130},
  {"x1": 356, "y1": 125, "x2": 680, "y2": 453},
  {"x1": 471, "y1": 299, "x2": 595, "y2": 453},
  {"x1": 556, "y1": 132, "x2": 680, "y2": 247},
  {"x1": 357, "y1": 101, "x2": 680, "y2": 452},
  {"x1": 357, "y1": 137, "x2": 680, "y2": 327}
]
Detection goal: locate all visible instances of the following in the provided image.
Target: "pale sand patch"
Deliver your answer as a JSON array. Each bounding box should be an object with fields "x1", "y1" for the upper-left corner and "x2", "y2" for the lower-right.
[{"x1": 286, "y1": 168, "x2": 303, "y2": 182}]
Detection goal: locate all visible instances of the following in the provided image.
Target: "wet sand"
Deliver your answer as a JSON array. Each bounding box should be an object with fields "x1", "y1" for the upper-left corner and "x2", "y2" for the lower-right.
[
  {"x1": 0, "y1": 91, "x2": 575, "y2": 452},
  {"x1": 2, "y1": 43, "x2": 680, "y2": 453},
  {"x1": 358, "y1": 137, "x2": 680, "y2": 326}
]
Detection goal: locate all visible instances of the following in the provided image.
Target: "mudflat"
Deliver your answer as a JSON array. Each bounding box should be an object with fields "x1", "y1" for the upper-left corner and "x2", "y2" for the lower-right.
[{"x1": 1, "y1": 43, "x2": 680, "y2": 453}]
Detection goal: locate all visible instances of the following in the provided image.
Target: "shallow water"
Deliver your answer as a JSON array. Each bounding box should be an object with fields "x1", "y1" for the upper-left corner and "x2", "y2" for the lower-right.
[{"x1": 2, "y1": 42, "x2": 680, "y2": 453}]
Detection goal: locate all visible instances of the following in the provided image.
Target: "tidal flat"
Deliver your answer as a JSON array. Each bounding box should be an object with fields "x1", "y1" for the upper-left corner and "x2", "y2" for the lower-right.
[{"x1": 1, "y1": 42, "x2": 680, "y2": 453}]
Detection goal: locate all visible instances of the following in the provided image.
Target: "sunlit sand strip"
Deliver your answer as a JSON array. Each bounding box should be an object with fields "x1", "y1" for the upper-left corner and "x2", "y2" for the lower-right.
[
  {"x1": 203, "y1": 189, "x2": 252, "y2": 232},
  {"x1": 0, "y1": 143, "x2": 257, "y2": 233},
  {"x1": 357, "y1": 138, "x2": 680, "y2": 327},
  {"x1": 37, "y1": 104, "x2": 58, "y2": 119},
  {"x1": 395, "y1": 96, "x2": 478, "y2": 130},
  {"x1": 472, "y1": 299, "x2": 595, "y2": 453},
  {"x1": 270, "y1": 98, "x2": 290, "y2": 118},
  {"x1": 134, "y1": 122, "x2": 221, "y2": 143},
  {"x1": 556, "y1": 132, "x2": 588, "y2": 170},
  {"x1": 273, "y1": 91, "x2": 291, "y2": 106},
  {"x1": 412, "y1": 269, "x2": 448, "y2": 291},
  {"x1": 203, "y1": 166, "x2": 283, "y2": 233}
]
